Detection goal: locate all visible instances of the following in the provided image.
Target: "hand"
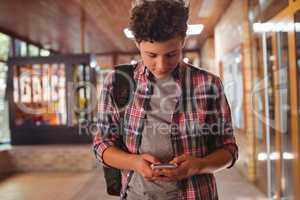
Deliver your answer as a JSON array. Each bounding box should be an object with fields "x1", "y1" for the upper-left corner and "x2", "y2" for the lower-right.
[
  {"x1": 153, "y1": 154, "x2": 205, "y2": 182},
  {"x1": 133, "y1": 154, "x2": 161, "y2": 182}
]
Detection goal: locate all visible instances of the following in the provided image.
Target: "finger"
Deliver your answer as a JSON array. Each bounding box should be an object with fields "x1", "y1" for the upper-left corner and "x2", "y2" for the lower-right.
[
  {"x1": 160, "y1": 169, "x2": 177, "y2": 177},
  {"x1": 165, "y1": 165, "x2": 188, "y2": 177},
  {"x1": 171, "y1": 154, "x2": 187, "y2": 164},
  {"x1": 152, "y1": 169, "x2": 168, "y2": 177},
  {"x1": 143, "y1": 171, "x2": 156, "y2": 182},
  {"x1": 142, "y1": 154, "x2": 161, "y2": 164},
  {"x1": 160, "y1": 170, "x2": 184, "y2": 182},
  {"x1": 152, "y1": 169, "x2": 164, "y2": 177},
  {"x1": 170, "y1": 154, "x2": 187, "y2": 164}
]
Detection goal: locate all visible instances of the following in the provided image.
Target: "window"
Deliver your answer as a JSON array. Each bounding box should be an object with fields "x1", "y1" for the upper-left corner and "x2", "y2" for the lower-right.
[
  {"x1": 15, "y1": 39, "x2": 27, "y2": 57},
  {"x1": 9, "y1": 55, "x2": 93, "y2": 144},
  {"x1": 13, "y1": 63, "x2": 67, "y2": 126},
  {"x1": 70, "y1": 64, "x2": 95, "y2": 125},
  {"x1": 0, "y1": 62, "x2": 10, "y2": 143},
  {"x1": 40, "y1": 49, "x2": 50, "y2": 57},
  {"x1": 0, "y1": 33, "x2": 11, "y2": 61},
  {"x1": 28, "y1": 44, "x2": 39, "y2": 57},
  {"x1": 222, "y1": 47, "x2": 244, "y2": 129},
  {"x1": 295, "y1": 11, "x2": 300, "y2": 175}
]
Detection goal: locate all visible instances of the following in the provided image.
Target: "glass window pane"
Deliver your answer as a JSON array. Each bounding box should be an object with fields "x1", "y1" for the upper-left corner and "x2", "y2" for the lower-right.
[
  {"x1": 0, "y1": 33, "x2": 11, "y2": 61},
  {"x1": 295, "y1": 11, "x2": 300, "y2": 177},
  {"x1": 15, "y1": 39, "x2": 27, "y2": 57},
  {"x1": 277, "y1": 31, "x2": 293, "y2": 199},
  {"x1": 40, "y1": 49, "x2": 50, "y2": 57},
  {"x1": 14, "y1": 63, "x2": 67, "y2": 126},
  {"x1": 252, "y1": 35, "x2": 269, "y2": 194},
  {"x1": 0, "y1": 62, "x2": 10, "y2": 143},
  {"x1": 222, "y1": 47, "x2": 244, "y2": 129},
  {"x1": 28, "y1": 44, "x2": 39, "y2": 57},
  {"x1": 71, "y1": 64, "x2": 94, "y2": 125}
]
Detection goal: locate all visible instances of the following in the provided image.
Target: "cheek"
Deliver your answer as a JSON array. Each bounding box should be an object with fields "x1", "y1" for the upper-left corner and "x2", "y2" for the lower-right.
[
  {"x1": 168, "y1": 56, "x2": 181, "y2": 67},
  {"x1": 170, "y1": 58, "x2": 179, "y2": 66},
  {"x1": 141, "y1": 56, "x2": 153, "y2": 67}
]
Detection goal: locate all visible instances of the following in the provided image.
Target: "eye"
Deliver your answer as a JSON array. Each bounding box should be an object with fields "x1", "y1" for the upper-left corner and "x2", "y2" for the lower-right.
[
  {"x1": 166, "y1": 53, "x2": 177, "y2": 58},
  {"x1": 148, "y1": 54, "x2": 156, "y2": 58}
]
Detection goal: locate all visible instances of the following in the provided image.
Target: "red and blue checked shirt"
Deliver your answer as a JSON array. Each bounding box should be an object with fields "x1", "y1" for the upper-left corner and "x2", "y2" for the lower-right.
[{"x1": 93, "y1": 61, "x2": 238, "y2": 200}]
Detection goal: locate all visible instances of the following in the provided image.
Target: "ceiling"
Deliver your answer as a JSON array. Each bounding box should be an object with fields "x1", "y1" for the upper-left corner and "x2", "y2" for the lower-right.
[{"x1": 0, "y1": 0, "x2": 232, "y2": 54}]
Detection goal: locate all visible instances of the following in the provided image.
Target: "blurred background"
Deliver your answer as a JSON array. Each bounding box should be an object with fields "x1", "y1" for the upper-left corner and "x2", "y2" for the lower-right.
[{"x1": 0, "y1": 0, "x2": 299, "y2": 199}]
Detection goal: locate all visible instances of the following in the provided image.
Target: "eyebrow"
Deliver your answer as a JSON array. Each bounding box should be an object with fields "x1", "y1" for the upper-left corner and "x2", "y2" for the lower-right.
[{"x1": 145, "y1": 49, "x2": 179, "y2": 55}]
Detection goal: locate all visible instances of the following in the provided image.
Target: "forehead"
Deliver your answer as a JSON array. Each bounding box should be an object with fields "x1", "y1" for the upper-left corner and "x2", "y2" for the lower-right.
[{"x1": 139, "y1": 37, "x2": 183, "y2": 54}]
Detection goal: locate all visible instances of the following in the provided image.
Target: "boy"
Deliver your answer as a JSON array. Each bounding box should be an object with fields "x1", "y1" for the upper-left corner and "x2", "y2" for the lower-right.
[{"x1": 93, "y1": 0, "x2": 238, "y2": 199}]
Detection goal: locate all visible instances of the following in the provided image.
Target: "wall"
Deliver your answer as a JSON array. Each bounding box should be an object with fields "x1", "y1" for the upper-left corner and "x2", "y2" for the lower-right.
[
  {"x1": 200, "y1": 37, "x2": 216, "y2": 74},
  {"x1": 0, "y1": 145, "x2": 96, "y2": 174},
  {"x1": 0, "y1": 149, "x2": 14, "y2": 174},
  {"x1": 214, "y1": 0, "x2": 244, "y2": 75},
  {"x1": 213, "y1": 0, "x2": 256, "y2": 181}
]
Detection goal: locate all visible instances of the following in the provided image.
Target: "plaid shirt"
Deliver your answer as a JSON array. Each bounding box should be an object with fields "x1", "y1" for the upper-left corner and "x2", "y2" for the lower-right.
[{"x1": 93, "y1": 61, "x2": 238, "y2": 200}]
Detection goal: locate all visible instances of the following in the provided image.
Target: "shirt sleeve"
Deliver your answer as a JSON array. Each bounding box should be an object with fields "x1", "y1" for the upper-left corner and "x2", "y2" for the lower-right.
[
  {"x1": 207, "y1": 76, "x2": 239, "y2": 168},
  {"x1": 92, "y1": 71, "x2": 122, "y2": 168}
]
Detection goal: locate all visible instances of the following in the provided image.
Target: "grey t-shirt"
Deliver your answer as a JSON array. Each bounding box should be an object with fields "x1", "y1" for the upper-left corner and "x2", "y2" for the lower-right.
[{"x1": 126, "y1": 75, "x2": 178, "y2": 200}]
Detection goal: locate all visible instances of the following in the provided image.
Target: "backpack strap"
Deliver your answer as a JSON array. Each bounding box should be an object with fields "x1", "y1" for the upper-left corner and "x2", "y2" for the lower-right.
[
  {"x1": 112, "y1": 64, "x2": 138, "y2": 199},
  {"x1": 102, "y1": 64, "x2": 136, "y2": 197},
  {"x1": 112, "y1": 64, "x2": 136, "y2": 111}
]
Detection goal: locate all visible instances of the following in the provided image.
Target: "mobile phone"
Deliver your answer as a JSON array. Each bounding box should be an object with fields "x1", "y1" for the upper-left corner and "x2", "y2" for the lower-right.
[{"x1": 150, "y1": 163, "x2": 177, "y2": 170}]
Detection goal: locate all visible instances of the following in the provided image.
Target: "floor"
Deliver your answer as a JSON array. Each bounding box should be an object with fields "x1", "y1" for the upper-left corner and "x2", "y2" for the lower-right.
[
  {"x1": 215, "y1": 168, "x2": 267, "y2": 200},
  {"x1": 0, "y1": 167, "x2": 266, "y2": 200}
]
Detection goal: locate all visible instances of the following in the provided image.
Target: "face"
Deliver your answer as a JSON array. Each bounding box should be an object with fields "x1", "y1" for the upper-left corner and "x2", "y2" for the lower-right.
[{"x1": 136, "y1": 37, "x2": 185, "y2": 79}]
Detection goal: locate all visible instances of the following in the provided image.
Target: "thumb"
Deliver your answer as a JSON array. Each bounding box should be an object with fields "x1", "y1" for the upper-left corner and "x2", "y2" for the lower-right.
[{"x1": 141, "y1": 154, "x2": 161, "y2": 164}]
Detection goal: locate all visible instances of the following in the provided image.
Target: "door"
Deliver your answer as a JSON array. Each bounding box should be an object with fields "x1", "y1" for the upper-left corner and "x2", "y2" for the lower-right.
[{"x1": 252, "y1": 5, "x2": 300, "y2": 199}]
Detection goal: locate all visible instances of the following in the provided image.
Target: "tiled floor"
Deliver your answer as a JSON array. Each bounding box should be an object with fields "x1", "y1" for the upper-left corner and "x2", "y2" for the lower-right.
[
  {"x1": 215, "y1": 168, "x2": 267, "y2": 200},
  {"x1": 0, "y1": 168, "x2": 266, "y2": 200}
]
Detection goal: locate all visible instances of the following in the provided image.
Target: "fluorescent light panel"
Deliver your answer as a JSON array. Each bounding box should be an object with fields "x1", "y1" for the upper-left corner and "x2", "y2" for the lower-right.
[
  {"x1": 124, "y1": 24, "x2": 204, "y2": 39},
  {"x1": 123, "y1": 28, "x2": 135, "y2": 39},
  {"x1": 187, "y1": 24, "x2": 204, "y2": 35},
  {"x1": 253, "y1": 22, "x2": 300, "y2": 32}
]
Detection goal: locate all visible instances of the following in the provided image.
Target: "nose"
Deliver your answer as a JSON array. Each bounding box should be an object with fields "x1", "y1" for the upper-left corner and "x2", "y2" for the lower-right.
[{"x1": 156, "y1": 56, "x2": 168, "y2": 71}]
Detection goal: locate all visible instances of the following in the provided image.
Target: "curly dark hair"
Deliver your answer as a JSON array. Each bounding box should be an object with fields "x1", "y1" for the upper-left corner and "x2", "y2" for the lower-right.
[{"x1": 129, "y1": 0, "x2": 189, "y2": 43}]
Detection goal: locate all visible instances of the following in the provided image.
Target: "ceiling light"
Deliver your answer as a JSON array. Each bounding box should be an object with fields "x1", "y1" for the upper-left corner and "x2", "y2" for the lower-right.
[
  {"x1": 90, "y1": 54, "x2": 97, "y2": 68},
  {"x1": 253, "y1": 22, "x2": 295, "y2": 32},
  {"x1": 283, "y1": 152, "x2": 294, "y2": 160},
  {"x1": 124, "y1": 24, "x2": 204, "y2": 39},
  {"x1": 257, "y1": 152, "x2": 268, "y2": 161},
  {"x1": 183, "y1": 57, "x2": 190, "y2": 63},
  {"x1": 187, "y1": 24, "x2": 204, "y2": 35},
  {"x1": 123, "y1": 28, "x2": 134, "y2": 39}
]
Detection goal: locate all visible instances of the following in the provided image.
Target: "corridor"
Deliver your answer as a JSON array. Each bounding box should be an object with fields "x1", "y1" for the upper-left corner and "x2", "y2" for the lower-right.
[
  {"x1": 0, "y1": 0, "x2": 300, "y2": 199},
  {"x1": 0, "y1": 168, "x2": 265, "y2": 200}
]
